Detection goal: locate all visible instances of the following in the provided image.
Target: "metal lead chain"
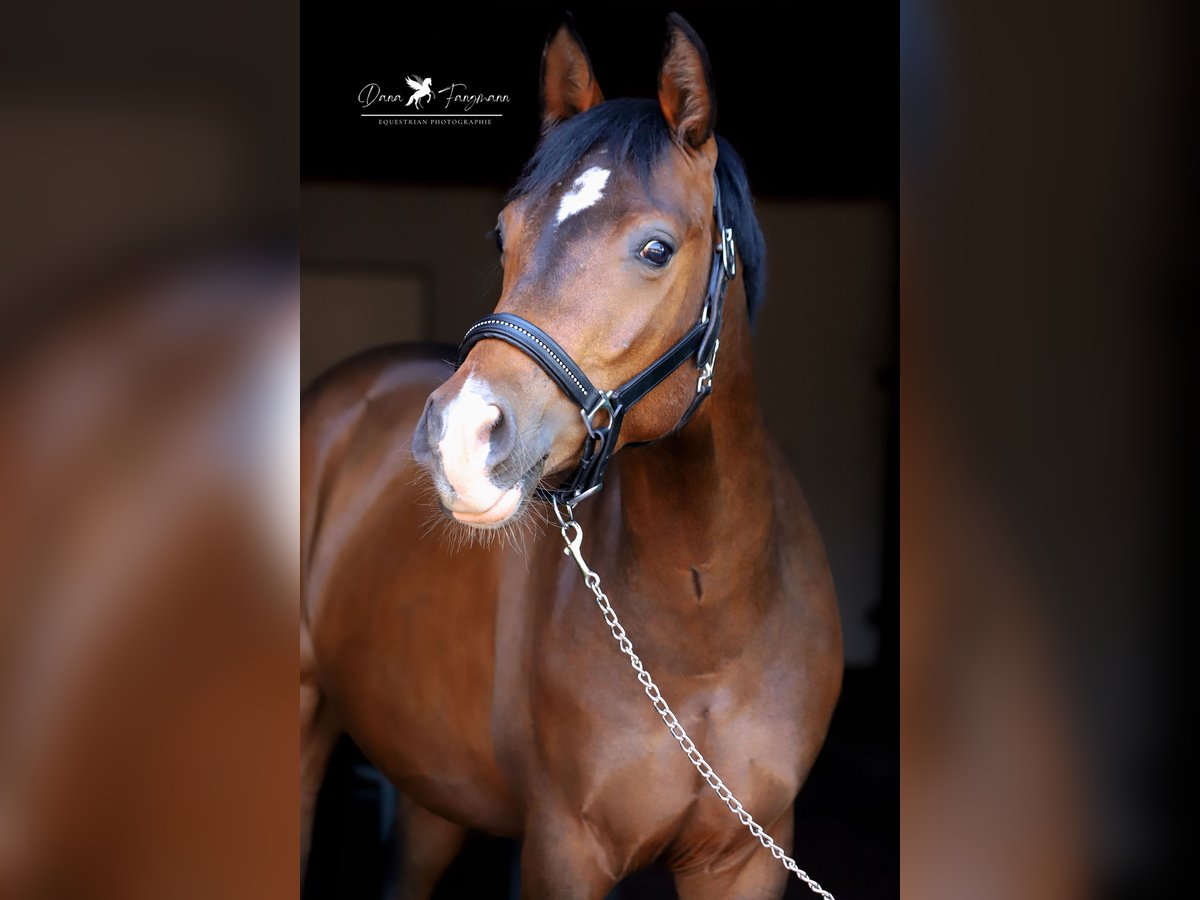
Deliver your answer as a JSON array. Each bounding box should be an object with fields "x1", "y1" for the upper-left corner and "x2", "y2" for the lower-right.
[{"x1": 553, "y1": 502, "x2": 835, "y2": 899}]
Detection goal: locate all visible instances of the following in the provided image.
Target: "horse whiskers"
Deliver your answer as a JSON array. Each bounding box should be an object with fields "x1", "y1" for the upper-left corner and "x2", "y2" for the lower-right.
[
  {"x1": 434, "y1": 497, "x2": 538, "y2": 556},
  {"x1": 402, "y1": 418, "x2": 553, "y2": 557},
  {"x1": 421, "y1": 479, "x2": 549, "y2": 558}
]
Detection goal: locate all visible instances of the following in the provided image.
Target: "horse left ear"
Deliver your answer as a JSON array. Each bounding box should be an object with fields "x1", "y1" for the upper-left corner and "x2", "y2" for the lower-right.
[{"x1": 657, "y1": 13, "x2": 716, "y2": 151}]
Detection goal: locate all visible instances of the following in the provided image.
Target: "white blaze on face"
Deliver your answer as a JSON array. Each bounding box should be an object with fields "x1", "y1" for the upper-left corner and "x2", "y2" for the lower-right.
[
  {"x1": 555, "y1": 166, "x2": 610, "y2": 224},
  {"x1": 436, "y1": 374, "x2": 522, "y2": 524}
]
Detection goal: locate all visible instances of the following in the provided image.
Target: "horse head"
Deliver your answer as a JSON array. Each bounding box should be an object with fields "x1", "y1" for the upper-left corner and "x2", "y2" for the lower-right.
[{"x1": 413, "y1": 15, "x2": 730, "y2": 529}]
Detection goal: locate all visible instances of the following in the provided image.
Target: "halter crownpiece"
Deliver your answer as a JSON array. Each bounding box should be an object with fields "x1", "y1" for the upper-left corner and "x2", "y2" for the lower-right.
[{"x1": 457, "y1": 175, "x2": 736, "y2": 507}]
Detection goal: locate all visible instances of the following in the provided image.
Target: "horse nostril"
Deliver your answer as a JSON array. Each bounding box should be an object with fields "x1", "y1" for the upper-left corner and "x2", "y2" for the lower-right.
[
  {"x1": 486, "y1": 399, "x2": 516, "y2": 464},
  {"x1": 412, "y1": 395, "x2": 440, "y2": 465}
]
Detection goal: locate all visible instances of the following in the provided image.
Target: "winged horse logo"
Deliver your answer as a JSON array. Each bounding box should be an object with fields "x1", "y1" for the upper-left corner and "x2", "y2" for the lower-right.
[{"x1": 405, "y1": 76, "x2": 435, "y2": 109}]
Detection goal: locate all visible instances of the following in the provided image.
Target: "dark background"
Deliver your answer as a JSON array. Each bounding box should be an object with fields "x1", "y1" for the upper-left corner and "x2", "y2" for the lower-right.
[
  {"x1": 303, "y1": 2, "x2": 896, "y2": 897},
  {"x1": 302, "y1": 3, "x2": 895, "y2": 199}
]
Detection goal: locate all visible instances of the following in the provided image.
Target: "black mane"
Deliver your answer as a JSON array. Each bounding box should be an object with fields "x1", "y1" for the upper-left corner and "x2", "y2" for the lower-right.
[{"x1": 506, "y1": 97, "x2": 767, "y2": 323}]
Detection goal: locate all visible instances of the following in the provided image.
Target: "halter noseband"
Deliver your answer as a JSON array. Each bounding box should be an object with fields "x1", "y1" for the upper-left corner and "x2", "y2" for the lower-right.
[{"x1": 457, "y1": 176, "x2": 736, "y2": 508}]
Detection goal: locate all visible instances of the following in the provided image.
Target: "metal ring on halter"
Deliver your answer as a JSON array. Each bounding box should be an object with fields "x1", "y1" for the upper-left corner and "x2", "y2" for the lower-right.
[
  {"x1": 581, "y1": 391, "x2": 615, "y2": 438},
  {"x1": 551, "y1": 494, "x2": 574, "y2": 528}
]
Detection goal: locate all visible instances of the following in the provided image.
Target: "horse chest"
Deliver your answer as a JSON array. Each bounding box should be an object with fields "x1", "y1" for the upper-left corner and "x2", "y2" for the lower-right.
[{"x1": 503, "y1": 568, "x2": 803, "y2": 859}]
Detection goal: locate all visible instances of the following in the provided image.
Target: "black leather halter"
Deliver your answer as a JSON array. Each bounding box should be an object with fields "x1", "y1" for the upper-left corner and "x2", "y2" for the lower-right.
[{"x1": 457, "y1": 176, "x2": 736, "y2": 508}]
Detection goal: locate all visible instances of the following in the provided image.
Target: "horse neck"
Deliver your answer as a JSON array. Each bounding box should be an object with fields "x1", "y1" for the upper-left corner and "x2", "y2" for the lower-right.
[{"x1": 614, "y1": 280, "x2": 777, "y2": 611}]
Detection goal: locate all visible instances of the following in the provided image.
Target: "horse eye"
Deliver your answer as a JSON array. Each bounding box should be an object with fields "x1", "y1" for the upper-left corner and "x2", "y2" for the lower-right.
[
  {"x1": 639, "y1": 239, "x2": 673, "y2": 266},
  {"x1": 489, "y1": 227, "x2": 504, "y2": 254}
]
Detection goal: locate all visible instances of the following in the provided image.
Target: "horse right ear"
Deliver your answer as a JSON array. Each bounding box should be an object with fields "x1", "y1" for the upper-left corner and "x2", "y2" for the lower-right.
[{"x1": 540, "y1": 16, "x2": 604, "y2": 133}]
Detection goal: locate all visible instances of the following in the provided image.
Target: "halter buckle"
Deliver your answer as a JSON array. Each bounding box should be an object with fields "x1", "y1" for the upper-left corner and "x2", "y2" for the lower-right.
[
  {"x1": 720, "y1": 226, "x2": 736, "y2": 278},
  {"x1": 581, "y1": 391, "x2": 615, "y2": 439},
  {"x1": 697, "y1": 338, "x2": 720, "y2": 394}
]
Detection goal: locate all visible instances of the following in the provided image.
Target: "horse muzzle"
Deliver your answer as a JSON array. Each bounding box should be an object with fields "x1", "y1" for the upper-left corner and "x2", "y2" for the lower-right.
[{"x1": 412, "y1": 369, "x2": 547, "y2": 528}]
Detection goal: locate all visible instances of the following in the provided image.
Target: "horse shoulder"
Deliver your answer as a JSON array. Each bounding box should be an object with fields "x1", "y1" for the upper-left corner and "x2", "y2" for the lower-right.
[{"x1": 302, "y1": 344, "x2": 523, "y2": 834}]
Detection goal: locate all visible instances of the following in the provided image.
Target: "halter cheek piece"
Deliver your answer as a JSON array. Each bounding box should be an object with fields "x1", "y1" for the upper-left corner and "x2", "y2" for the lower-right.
[{"x1": 457, "y1": 177, "x2": 736, "y2": 508}]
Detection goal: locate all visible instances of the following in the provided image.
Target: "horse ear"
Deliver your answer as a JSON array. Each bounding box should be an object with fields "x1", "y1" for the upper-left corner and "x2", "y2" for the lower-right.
[
  {"x1": 657, "y1": 13, "x2": 716, "y2": 151},
  {"x1": 540, "y1": 16, "x2": 604, "y2": 133}
]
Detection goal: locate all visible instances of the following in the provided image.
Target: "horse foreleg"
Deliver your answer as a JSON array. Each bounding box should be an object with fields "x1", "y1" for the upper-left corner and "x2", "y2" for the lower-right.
[
  {"x1": 299, "y1": 629, "x2": 341, "y2": 879},
  {"x1": 390, "y1": 795, "x2": 468, "y2": 900},
  {"x1": 671, "y1": 806, "x2": 794, "y2": 900},
  {"x1": 518, "y1": 814, "x2": 618, "y2": 900}
]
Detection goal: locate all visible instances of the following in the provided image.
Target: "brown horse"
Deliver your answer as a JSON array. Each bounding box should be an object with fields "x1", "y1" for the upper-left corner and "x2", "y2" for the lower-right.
[{"x1": 302, "y1": 14, "x2": 842, "y2": 899}]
